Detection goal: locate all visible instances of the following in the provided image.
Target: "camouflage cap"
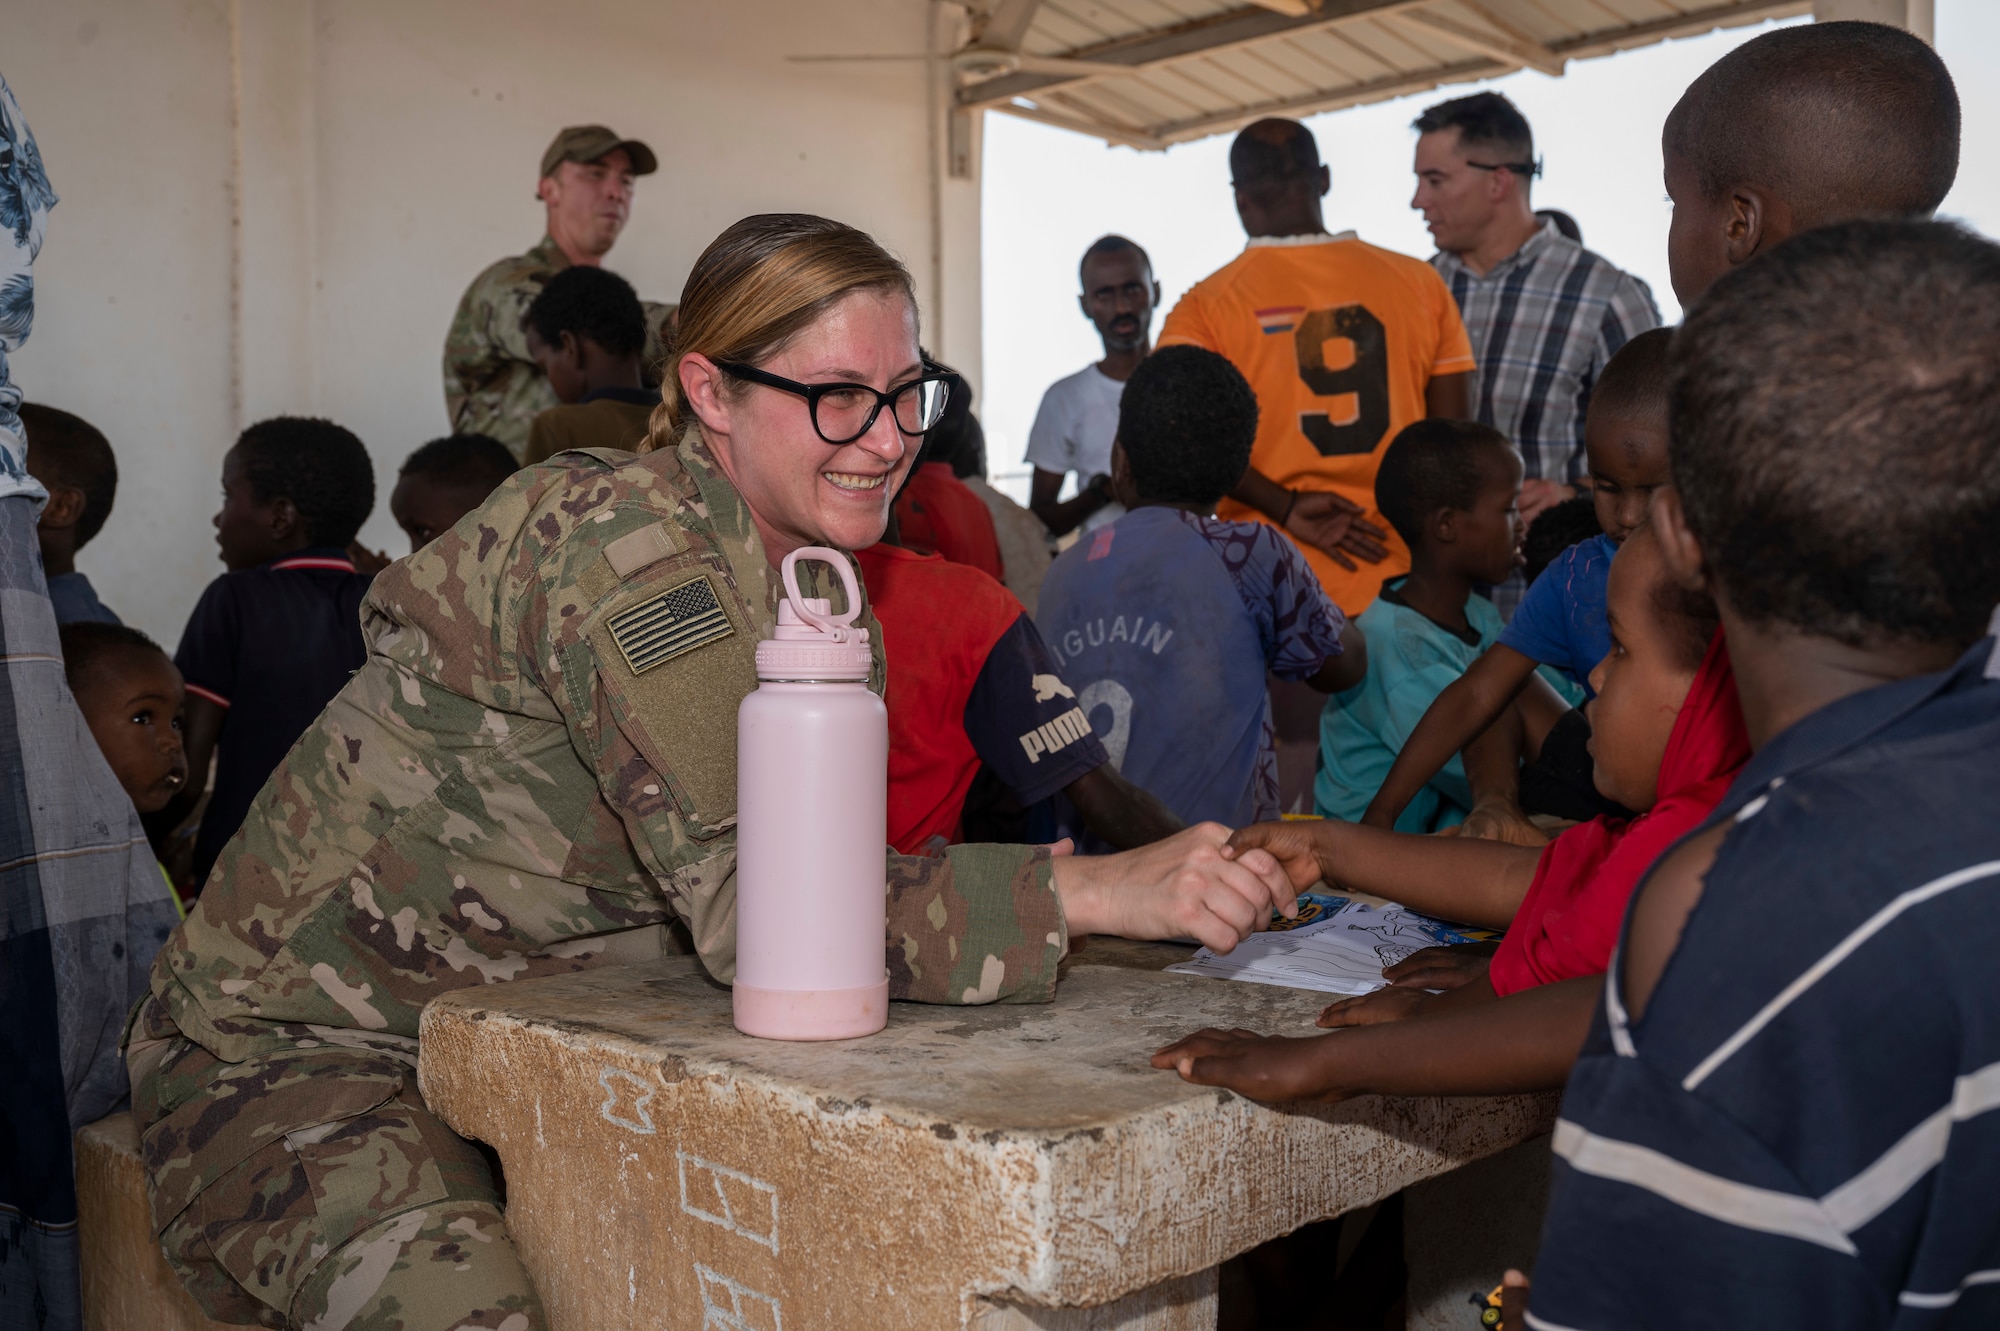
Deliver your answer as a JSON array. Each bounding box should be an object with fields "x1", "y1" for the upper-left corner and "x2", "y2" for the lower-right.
[{"x1": 539, "y1": 125, "x2": 658, "y2": 179}]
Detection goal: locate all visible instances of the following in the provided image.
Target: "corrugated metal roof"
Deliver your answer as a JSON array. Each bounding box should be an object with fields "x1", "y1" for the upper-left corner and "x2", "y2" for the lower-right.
[{"x1": 954, "y1": 0, "x2": 1810, "y2": 149}]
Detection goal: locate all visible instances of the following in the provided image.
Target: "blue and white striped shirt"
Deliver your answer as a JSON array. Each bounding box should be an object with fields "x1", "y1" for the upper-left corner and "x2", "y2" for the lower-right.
[
  {"x1": 1533, "y1": 634, "x2": 2000, "y2": 1329},
  {"x1": 1433, "y1": 219, "x2": 1660, "y2": 487}
]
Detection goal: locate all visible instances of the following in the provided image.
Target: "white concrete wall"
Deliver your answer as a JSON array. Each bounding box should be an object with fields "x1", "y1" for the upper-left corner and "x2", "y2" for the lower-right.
[{"x1": 7, "y1": 0, "x2": 981, "y2": 648}]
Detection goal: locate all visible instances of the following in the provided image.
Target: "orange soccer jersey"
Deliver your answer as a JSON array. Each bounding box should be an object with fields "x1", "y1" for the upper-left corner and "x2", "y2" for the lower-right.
[{"x1": 1158, "y1": 233, "x2": 1475, "y2": 615}]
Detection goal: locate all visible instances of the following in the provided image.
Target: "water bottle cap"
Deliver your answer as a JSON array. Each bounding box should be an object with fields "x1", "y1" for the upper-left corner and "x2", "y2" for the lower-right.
[{"x1": 757, "y1": 548, "x2": 873, "y2": 680}]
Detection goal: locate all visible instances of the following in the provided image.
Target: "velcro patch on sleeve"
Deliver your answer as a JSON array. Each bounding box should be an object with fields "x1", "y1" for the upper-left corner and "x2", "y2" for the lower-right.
[
  {"x1": 603, "y1": 522, "x2": 681, "y2": 579},
  {"x1": 608, "y1": 575, "x2": 734, "y2": 675}
]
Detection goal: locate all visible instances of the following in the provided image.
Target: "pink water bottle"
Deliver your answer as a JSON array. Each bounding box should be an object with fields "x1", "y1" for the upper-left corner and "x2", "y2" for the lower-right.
[{"x1": 733, "y1": 547, "x2": 889, "y2": 1040}]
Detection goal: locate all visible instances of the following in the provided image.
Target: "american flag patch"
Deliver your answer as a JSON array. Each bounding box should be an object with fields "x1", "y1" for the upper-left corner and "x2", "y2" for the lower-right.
[{"x1": 607, "y1": 576, "x2": 734, "y2": 674}]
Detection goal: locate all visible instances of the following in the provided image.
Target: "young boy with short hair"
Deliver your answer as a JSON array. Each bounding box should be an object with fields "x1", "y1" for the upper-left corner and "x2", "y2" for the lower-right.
[
  {"x1": 20, "y1": 402, "x2": 120, "y2": 625},
  {"x1": 1358, "y1": 328, "x2": 1673, "y2": 837},
  {"x1": 389, "y1": 432, "x2": 519, "y2": 553},
  {"x1": 1531, "y1": 217, "x2": 2000, "y2": 1329},
  {"x1": 521, "y1": 265, "x2": 655, "y2": 464},
  {"x1": 60, "y1": 622, "x2": 187, "y2": 816},
  {"x1": 1658, "y1": 20, "x2": 1958, "y2": 309},
  {"x1": 172, "y1": 416, "x2": 376, "y2": 892},
  {"x1": 1315, "y1": 418, "x2": 1551, "y2": 830},
  {"x1": 1037, "y1": 345, "x2": 1363, "y2": 842}
]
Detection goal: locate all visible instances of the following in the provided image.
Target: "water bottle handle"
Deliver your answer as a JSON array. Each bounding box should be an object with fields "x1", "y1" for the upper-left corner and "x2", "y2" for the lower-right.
[{"x1": 779, "y1": 547, "x2": 865, "y2": 643}]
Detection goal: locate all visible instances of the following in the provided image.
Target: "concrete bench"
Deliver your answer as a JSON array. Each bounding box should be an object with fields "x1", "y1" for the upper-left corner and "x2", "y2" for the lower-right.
[{"x1": 73, "y1": 1112, "x2": 235, "y2": 1331}]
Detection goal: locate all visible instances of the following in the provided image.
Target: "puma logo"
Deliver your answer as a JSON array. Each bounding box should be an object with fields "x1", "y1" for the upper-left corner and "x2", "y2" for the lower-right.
[{"x1": 1031, "y1": 674, "x2": 1076, "y2": 704}]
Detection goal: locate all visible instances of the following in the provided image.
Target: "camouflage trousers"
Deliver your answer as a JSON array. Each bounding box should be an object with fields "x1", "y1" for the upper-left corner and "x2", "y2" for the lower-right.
[{"x1": 129, "y1": 1004, "x2": 545, "y2": 1329}]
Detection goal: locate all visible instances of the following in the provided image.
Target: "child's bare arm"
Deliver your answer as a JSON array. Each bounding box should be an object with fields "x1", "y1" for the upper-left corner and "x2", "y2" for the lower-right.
[
  {"x1": 1307, "y1": 618, "x2": 1369, "y2": 694},
  {"x1": 1360, "y1": 645, "x2": 1543, "y2": 830},
  {"x1": 1456, "y1": 703, "x2": 1546, "y2": 845},
  {"x1": 1065, "y1": 763, "x2": 1185, "y2": 850},
  {"x1": 1620, "y1": 822, "x2": 1728, "y2": 1021},
  {"x1": 1149, "y1": 974, "x2": 1599, "y2": 1102},
  {"x1": 1225, "y1": 818, "x2": 1540, "y2": 929}
]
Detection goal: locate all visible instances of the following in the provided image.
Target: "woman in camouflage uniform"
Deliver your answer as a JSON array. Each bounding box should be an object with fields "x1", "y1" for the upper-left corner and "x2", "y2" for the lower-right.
[{"x1": 128, "y1": 214, "x2": 1294, "y2": 1330}]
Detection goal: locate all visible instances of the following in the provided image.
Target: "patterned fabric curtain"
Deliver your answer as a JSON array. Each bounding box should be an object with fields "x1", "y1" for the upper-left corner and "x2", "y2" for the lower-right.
[{"x1": 0, "y1": 69, "x2": 179, "y2": 1331}]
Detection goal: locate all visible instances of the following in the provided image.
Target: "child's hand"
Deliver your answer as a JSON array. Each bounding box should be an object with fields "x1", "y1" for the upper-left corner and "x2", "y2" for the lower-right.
[
  {"x1": 1150, "y1": 1028, "x2": 1353, "y2": 1102},
  {"x1": 1221, "y1": 821, "x2": 1330, "y2": 893},
  {"x1": 1318, "y1": 985, "x2": 1434, "y2": 1027},
  {"x1": 1383, "y1": 942, "x2": 1496, "y2": 991},
  {"x1": 1458, "y1": 799, "x2": 1548, "y2": 847}
]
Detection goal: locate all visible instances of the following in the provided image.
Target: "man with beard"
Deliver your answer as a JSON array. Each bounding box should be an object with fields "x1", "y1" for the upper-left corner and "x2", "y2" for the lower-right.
[{"x1": 1026, "y1": 235, "x2": 1159, "y2": 539}]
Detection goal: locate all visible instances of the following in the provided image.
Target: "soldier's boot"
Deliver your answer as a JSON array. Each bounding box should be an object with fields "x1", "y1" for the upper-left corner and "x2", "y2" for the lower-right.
[{"x1": 291, "y1": 1200, "x2": 545, "y2": 1331}]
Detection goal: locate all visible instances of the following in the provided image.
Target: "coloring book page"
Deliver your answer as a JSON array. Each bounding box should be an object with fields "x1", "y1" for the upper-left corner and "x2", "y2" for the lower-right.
[{"x1": 1165, "y1": 896, "x2": 1482, "y2": 997}]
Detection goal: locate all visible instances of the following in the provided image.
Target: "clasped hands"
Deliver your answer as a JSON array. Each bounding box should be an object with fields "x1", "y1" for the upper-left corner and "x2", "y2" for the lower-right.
[
  {"x1": 1049, "y1": 821, "x2": 1298, "y2": 954},
  {"x1": 1145, "y1": 821, "x2": 1489, "y2": 1100}
]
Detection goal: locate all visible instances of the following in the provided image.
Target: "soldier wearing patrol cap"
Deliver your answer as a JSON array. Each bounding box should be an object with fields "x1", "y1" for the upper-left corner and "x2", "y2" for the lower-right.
[
  {"x1": 134, "y1": 212, "x2": 1296, "y2": 1328},
  {"x1": 442, "y1": 125, "x2": 674, "y2": 458}
]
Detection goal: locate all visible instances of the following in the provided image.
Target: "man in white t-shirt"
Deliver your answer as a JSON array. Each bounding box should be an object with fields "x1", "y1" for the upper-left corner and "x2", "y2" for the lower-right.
[{"x1": 1026, "y1": 235, "x2": 1159, "y2": 538}]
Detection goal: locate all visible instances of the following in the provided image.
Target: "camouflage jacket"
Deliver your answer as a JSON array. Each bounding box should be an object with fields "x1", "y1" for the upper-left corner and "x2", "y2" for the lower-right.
[
  {"x1": 147, "y1": 431, "x2": 1068, "y2": 1069},
  {"x1": 441, "y1": 235, "x2": 672, "y2": 457}
]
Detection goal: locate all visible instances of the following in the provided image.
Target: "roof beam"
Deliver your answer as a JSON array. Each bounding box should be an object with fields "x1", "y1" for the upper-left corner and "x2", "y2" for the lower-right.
[
  {"x1": 1551, "y1": 0, "x2": 1810, "y2": 62},
  {"x1": 956, "y1": 0, "x2": 1428, "y2": 108},
  {"x1": 970, "y1": 0, "x2": 1808, "y2": 149},
  {"x1": 1392, "y1": 7, "x2": 1564, "y2": 78},
  {"x1": 1142, "y1": 54, "x2": 1504, "y2": 145},
  {"x1": 974, "y1": 0, "x2": 1047, "y2": 52}
]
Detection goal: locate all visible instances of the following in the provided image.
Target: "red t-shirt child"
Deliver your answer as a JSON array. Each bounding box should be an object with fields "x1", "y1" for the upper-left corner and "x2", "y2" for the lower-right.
[
  {"x1": 855, "y1": 543, "x2": 1102, "y2": 855},
  {"x1": 892, "y1": 462, "x2": 1005, "y2": 582},
  {"x1": 1488, "y1": 632, "x2": 1751, "y2": 995}
]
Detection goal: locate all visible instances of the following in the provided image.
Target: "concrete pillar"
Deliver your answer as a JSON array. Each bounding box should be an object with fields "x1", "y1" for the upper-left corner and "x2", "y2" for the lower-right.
[
  {"x1": 1813, "y1": 0, "x2": 1935, "y2": 43},
  {"x1": 929, "y1": 2, "x2": 986, "y2": 400}
]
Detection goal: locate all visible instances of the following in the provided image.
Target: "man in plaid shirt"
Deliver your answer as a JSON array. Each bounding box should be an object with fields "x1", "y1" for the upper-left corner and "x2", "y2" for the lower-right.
[{"x1": 1413, "y1": 92, "x2": 1660, "y2": 613}]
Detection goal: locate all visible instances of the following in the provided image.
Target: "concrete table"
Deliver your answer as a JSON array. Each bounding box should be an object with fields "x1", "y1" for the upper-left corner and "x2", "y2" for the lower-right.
[{"x1": 419, "y1": 939, "x2": 1556, "y2": 1331}]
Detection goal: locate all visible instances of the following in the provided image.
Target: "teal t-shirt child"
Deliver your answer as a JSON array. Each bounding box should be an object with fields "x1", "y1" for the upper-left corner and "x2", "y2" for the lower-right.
[{"x1": 1316, "y1": 577, "x2": 1581, "y2": 831}]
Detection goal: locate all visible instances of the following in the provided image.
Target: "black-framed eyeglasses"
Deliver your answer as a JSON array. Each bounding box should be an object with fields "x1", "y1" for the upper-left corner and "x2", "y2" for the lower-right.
[
  {"x1": 1466, "y1": 157, "x2": 1543, "y2": 180},
  {"x1": 715, "y1": 361, "x2": 953, "y2": 446}
]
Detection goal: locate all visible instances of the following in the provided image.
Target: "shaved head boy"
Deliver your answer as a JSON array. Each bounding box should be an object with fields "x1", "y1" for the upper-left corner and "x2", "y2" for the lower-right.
[{"x1": 1662, "y1": 20, "x2": 1958, "y2": 305}]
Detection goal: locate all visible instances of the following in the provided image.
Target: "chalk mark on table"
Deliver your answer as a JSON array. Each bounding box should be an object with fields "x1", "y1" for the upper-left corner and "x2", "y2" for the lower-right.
[
  {"x1": 598, "y1": 1066, "x2": 657, "y2": 1134},
  {"x1": 679, "y1": 1151, "x2": 780, "y2": 1252},
  {"x1": 696, "y1": 1262, "x2": 783, "y2": 1330}
]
